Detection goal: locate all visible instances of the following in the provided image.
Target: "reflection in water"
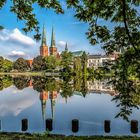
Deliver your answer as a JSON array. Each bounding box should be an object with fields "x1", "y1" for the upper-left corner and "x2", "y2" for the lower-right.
[
  {"x1": 0, "y1": 75, "x2": 139, "y2": 135},
  {"x1": 50, "y1": 91, "x2": 57, "y2": 119},
  {"x1": 40, "y1": 91, "x2": 48, "y2": 121},
  {"x1": 0, "y1": 75, "x2": 12, "y2": 91}
]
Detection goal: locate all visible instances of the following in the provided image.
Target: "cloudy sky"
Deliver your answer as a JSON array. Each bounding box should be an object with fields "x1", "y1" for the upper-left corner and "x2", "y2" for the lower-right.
[{"x1": 0, "y1": 1, "x2": 105, "y2": 60}]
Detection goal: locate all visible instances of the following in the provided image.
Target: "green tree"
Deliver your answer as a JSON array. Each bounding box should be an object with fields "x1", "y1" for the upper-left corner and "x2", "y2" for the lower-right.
[
  {"x1": 44, "y1": 56, "x2": 59, "y2": 72},
  {"x1": 13, "y1": 58, "x2": 29, "y2": 72},
  {"x1": 61, "y1": 47, "x2": 73, "y2": 76},
  {"x1": 32, "y1": 56, "x2": 46, "y2": 71},
  {"x1": 0, "y1": 56, "x2": 4, "y2": 72},
  {"x1": 73, "y1": 57, "x2": 82, "y2": 77},
  {"x1": 0, "y1": 57, "x2": 13, "y2": 72},
  {"x1": 3, "y1": 59, "x2": 13, "y2": 72},
  {"x1": 81, "y1": 51, "x2": 87, "y2": 75}
]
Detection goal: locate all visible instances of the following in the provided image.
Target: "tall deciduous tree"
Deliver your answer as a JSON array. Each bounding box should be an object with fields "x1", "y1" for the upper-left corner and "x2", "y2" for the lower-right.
[
  {"x1": 61, "y1": 49, "x2": 73, "y2": 74},
  {"x1": 81, "y1": 51, "x2": 87, "y2": 75},
  {"x1": 0, "y1": 56, "x2": 4, "y2": 72},
  {"x1": 32, "y1": 56, "x2": 46, "y2": 71},
  {"x1": 3, "y1": 59, "x2": 13, "y2": 72},
  {"x1": 14, "y1": 58, "x2": 29, "y2": 72},
  {"x1": 44, "y1": 56, "x2": 59, "y2": 71}
]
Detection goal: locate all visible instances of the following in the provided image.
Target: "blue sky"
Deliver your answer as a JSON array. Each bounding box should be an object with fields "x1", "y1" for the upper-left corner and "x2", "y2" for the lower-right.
[{"x1": 0, "y1": 1, "x2": 104, "y2": 60}]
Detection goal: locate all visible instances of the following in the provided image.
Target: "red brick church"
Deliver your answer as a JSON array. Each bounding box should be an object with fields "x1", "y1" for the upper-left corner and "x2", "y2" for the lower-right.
[
  {"x1": 27, "y1": 26, "x2": 59, "y2": 66},
  {"x1": 40, "y1": 25, "x2": 59, "y2": 57}
]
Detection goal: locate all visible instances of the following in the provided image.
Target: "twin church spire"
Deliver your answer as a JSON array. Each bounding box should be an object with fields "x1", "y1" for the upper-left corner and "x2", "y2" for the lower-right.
[
  {"x1": 41, "y1": 25, "x2": 47, "y2": 46},
  {"x1": 51, "y1": 27, "x2": 55, "y2": 48},
  {"x1": 40, "y1": 25, "x2": 57, "y2": 57}
]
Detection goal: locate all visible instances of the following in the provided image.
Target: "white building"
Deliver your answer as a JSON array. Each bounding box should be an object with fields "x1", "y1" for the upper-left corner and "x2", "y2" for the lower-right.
[{"x1": 87, "y1": 54, "x2": 116, "y2": 69}]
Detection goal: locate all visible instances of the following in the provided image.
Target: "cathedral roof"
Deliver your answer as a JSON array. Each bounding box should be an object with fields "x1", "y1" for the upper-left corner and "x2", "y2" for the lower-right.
[{"x1": 72, "y1": 51, "x2": 84, "y2": 57}]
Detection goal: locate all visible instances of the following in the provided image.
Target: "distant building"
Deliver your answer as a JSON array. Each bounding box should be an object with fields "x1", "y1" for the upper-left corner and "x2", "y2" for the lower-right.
[{"x1": 87, "y1": 54, "x2": 115, "y2": 69}]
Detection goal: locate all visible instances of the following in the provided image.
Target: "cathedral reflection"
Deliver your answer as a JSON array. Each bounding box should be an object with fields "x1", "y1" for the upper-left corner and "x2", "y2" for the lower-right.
[
  {"x1": 40, "y1": 90, "x2": 48, "y2": 121},
  {"x1": 39, "y1": 89, "x2": 58, "y2": 121}
]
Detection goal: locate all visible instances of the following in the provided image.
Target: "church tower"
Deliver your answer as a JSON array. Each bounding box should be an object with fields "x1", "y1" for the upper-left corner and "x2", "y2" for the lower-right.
[
  {"x1": 49, "y1": 27, "x2": 57, "y2": 56},
  {"x1": 40, "y1": 25, "x2": 48, "y2": 57}
]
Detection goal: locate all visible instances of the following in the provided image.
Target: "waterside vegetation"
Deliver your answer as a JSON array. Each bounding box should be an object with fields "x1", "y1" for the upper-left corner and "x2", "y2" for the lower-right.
[{"x1": 0, "y1": 133, "x2": 140, "y2": 140}]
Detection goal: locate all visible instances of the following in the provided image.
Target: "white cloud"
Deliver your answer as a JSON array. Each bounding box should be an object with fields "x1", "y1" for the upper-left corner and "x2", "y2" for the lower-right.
[
  {"x1": 8, "y1": 50, "x2": 26, "y2": 58},
  {"x1": 0, "y1": 28, "x2": 39, "y2": 60},
  {"x1": 57, "y1": 40, "x2": 66, "y2": 47},
  {"x1": 9, "y1": 28, "x2": 36, "y2": 46},
  {"x1": 0, "y1": 28, "x2": 36, "y2": 47},
  {"x1": 0, "y1": 87, "x2": 38, "y2": 116}
]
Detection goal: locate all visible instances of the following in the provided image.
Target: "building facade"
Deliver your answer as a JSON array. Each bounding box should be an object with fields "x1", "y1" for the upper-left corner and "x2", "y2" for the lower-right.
[{"x1": 87, "y1": 54, "x2": 115, "y2": 69}]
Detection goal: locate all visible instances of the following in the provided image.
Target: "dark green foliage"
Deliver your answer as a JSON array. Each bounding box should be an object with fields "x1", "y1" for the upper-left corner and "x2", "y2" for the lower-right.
[
  {"x1": 0, "y1": 25, "x2": 4, "y2": 30},
  {"x1": 32, "y1": 76, "x2": 46, "y2": 92},
  {"x1": 60, "y1": 49, "x2": 73, "y2": 77},
  {"x1": 32, "y1": 76, "x2": 60, "y2": 92},
  {"x1": 13, "y1": 58, "x2": 29, "y2": 72},
  {"x1": 73, "y1": 57, "x2": 82, "y2": 78},
  {"x1": 44, "y1": 56, "x2": 60, "y2": 71},
  {"x1": 111, "y1": 49, "x2": 140, "y2": 121},
  {"x1": 0, "y1": 56, "x2": 4, "y2": 72},
  {"x1": 2, "y1": 59, "x2": 13, "y2": 72},
  {"x1": 1, "y1": 133, "x2": 140, "y2": 140},
  {"x1": 60, "y1": 79, "x2": 73, "y2": 99},
  {"x1": 0, "y1": 75, "x2": 13, "y2": 91},
  {"x1": 0, "y1": 0, "x2": 6, "y2": 9},
  {"x1": 13, "y1": 76, "x2": 30, "y2": 90},
  {"x1": 32, "y1": 56, "x2": 46, "y2": 71},
  {"x1": 80, "y1": 51, "x2": 87, "y2": 75},
  {"x1": 0, "y1": 56, "x2": 13, "y2": 72},
  {"x1": 66, "y1": 0, "x2": 140, "y2": 121}
]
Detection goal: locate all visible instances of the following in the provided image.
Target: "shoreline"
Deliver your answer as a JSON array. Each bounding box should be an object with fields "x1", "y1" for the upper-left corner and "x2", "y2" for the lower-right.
[
  {"x1": 0, "y1": 72, "x2": 44, "y2": 76},
  {"x1": 0, "y1": 132, "x2": 140, "y2": 140}
]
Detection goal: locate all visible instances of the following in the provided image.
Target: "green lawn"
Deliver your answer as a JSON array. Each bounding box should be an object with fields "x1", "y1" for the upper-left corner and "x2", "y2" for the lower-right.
[{"x1": 0, "y1": 133, "x2": 140, "y2": 140}]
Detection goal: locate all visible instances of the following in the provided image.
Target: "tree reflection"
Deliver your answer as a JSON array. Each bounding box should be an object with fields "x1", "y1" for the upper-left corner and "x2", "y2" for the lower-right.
[
  {"x1": 1, "y1": 74, "x2": 139, "y2": 122},
  {"x1": 60, "y1": 78, "x2": 73, "y2": 100},
  {"x1": 33, "y1": 76, "x2": 60, "y2": 92},
  {"x1": 0, "y1": 75, "x2": 13, "y2": 90},
  {"x1": 13, "y1": 76, "x2": 30, "y2": 90},
  {"x1": 80, "y1": 75, "x2": 88, "y2": 97},
  {"x1": 32, "y1": 76, "x2": 46, "y2": 92}
]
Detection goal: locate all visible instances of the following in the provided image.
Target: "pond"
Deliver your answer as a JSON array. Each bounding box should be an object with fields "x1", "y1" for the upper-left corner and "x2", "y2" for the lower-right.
[{"x1": 0, "y1": 75, "x2": 140, "y2": 136}]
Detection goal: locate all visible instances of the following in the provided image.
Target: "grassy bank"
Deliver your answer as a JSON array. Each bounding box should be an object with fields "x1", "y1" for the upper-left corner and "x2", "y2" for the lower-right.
[
  {"x1": 0, "y1": 133, "x2": 140, "y2": 140},
  {"x1": 0, "y1": 72, "x2": 44, "y2": 76}
]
